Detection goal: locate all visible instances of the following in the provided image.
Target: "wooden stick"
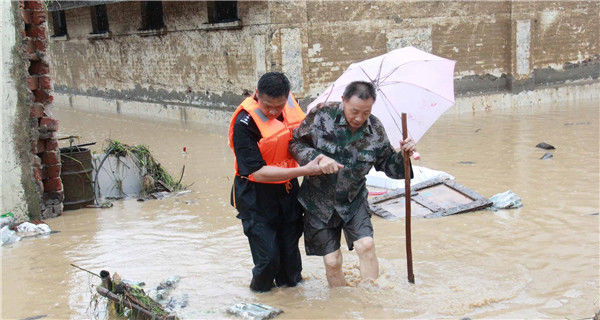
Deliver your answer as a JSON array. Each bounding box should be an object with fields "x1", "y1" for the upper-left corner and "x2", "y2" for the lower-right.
[
  {"x1": 96, "y1": 286, "x2": 172, "y2": 320},
  {"x1": 402, "y1": 113, "x2": 415, "y2": 284},
  {"x1": 70, "y1": 263, "x2": 100, "y2": 278}
]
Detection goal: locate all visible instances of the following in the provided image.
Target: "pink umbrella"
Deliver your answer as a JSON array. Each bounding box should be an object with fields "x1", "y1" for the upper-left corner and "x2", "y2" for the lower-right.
[{"x1": 307, "y1": 46, "x2": 456, "y2": 148}]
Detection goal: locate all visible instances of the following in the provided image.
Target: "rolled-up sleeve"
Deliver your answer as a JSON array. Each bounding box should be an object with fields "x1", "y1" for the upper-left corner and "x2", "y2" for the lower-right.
[
  {"x1": 374, "y1": 137, "x2": 414, "y2": 180},
  {"x1": 233, "y1": 113, "x2": 266, "y2": 177}
]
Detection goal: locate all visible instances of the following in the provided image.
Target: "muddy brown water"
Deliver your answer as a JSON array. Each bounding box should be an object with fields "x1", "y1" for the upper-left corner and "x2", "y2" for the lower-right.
[{"x1": 2, "y1": 101, "x2": 598, "y2": 319}]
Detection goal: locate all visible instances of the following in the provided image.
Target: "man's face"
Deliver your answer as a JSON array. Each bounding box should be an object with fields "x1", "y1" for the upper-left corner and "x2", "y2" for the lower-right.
[
  {"x1": 256, "y1": 90, "x2": 287, "y2": 120},
  {"x1": 342, "y1": 95, "x2": 374, "y2": 130}
]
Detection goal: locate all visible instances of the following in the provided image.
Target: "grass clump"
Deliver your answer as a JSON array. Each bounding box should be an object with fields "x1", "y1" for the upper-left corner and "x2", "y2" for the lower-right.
[{"x1": 104, "y1": 139, "x2": 184, "y2": 193}]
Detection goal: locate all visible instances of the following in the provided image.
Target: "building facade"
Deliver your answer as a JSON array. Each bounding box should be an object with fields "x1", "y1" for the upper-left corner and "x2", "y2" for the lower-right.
[{"x1": 47, "y1": 1, "x2": 599, "y2": 122}]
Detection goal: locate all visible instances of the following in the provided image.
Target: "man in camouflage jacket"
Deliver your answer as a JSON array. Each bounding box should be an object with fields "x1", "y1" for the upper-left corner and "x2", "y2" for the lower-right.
[{"x1": 289, "y1": 81, "x2": 416, "y2": 286}]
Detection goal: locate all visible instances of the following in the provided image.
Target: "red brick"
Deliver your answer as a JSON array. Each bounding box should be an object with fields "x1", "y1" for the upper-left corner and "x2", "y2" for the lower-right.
[
  {"x1": 39, "y1": 76, "x2": 52, "y2": 89},
  {"x1": 26, "y1": 76, "x2": 38, "y2": 90},
  {"x1": 36, "y1": 139, "x2": 45, "y2": 153},
  {"x1": 33, "y1": 89, "x2": 52, "y2": 103},
  {"x1": 40, "y1": 117, "x2": 58, "y2": 131},
  {"x1": 29, "y1": 61, "x2": 49, "y2": 75},
  {"x1": 30, "y1": 103, "x2": 44, "y2": 118},
  {"x1": 27, "y1": 25, "x2": 46, "y2": 38},
  {"x1": 42, "y1": 150, "x2": 60, "y2": 165},
  {"x1": 45, "y1": 139, "x2": 58, "y2": 151},
  {"x1": 31, "y1": 10, "x2": 46, "y2": 25},
  {"x1": 33, "y1": 39, "x2": 47, "y2": 51},
  {"x1": 43, "y1": 177, "x2": 63, "y2": 192},
  {"x1": 24, "y1": 1, "x2": 44, "y2": 11},
  {"x1": 43, "y1": 164, "x2": 61, "y2": 179},
  {"x1": 22, "y1": 10, "x2": 32, "y2": 24}
]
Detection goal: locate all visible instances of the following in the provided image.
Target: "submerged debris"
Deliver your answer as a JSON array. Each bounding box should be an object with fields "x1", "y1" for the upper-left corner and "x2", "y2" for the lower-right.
[
  {"x1": 94, "y1": 270, "x2": 179, "y2": 320},
  {"x1": 1, "y1": 218, "x2": 55, "y2": 246},
  {"x1": 227, "y1": 303, "x2": 283, "y2": 320},
  {"x1": 489, "y1": 190, "x2": 523, "y2": 209},
  {"x1": 101, "y1": 139, "x2": 186, "y2": 198},
  {"x1": 536, "y1": 142, "x2": 555, "y2": 150}
]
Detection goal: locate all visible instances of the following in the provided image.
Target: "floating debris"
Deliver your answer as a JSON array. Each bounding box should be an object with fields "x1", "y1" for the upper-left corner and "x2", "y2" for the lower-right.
[
  {"x1": 369, "y1": 177, "x2": 492, "y2": 219},
  {"x1": 540, "y1": 153, "x2": 553, "y2": 160},
  {"x1": 227, "y1": 303, "x2": 283, "y2": 320},
  {"x1": 1, "y1": 226, "x2": 20, "y2": 246},
  {"x1": 96, "y1": 139, "x2": 188, "y2": 200},
  {"x1": 90, "y1": 269, "x2": 179, "y2": 320},
  {"x1": 536, "y1": 142, "x2": 555, "y2": 150},
  {"x1": 489, "y1": 190, "x2": 523, "y2": 209}
]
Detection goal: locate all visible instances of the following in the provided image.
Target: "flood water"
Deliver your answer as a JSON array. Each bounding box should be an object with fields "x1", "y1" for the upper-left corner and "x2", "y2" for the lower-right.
[{"x1": 2, "y1": 101, "x2": 598, "y2": 319}]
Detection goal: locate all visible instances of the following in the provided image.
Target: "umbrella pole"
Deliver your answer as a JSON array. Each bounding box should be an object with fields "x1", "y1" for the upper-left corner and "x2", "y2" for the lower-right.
[{"x1": 401, "y1": 113, "x2": 415, "y2": 284}]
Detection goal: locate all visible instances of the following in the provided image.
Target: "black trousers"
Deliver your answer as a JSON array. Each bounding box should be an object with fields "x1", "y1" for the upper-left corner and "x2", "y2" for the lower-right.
[{"x1": 242, "y1": 218, "x2": 303, "y2": 292}]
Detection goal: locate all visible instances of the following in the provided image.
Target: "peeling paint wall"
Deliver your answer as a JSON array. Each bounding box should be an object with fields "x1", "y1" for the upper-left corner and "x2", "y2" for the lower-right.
[{"x1": 48, "y1": 1, "x2": 599, "y2": 119}]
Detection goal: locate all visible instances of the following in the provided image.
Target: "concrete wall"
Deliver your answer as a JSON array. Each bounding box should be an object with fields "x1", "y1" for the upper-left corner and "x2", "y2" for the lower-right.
[
  {"x1": 1, "y1": 2, "x2": 41, "y2": 221},
  {"x1": 47, "y1": 1, "x2": 599, "y2": 122}
]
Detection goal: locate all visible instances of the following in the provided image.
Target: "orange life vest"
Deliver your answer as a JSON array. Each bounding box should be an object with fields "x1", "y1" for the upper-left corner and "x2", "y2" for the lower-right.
[{"x1": 228, "y1": 93, "x2": 305, "y2": 184}]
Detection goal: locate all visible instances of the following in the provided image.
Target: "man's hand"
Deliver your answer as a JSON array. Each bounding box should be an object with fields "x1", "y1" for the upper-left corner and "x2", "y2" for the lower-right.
[
  {"x1": 400, "y1": 138, "x2": 417, "y2": 157},
  {"x1": 303, "y1": 154, "x2": 325, "y2": 176},
  {"x1": 318, "y1": 155, "x2": 344, "y2": 174}
]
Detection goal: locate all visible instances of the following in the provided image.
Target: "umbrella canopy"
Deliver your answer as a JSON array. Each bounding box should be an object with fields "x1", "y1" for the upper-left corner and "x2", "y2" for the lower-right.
[{"x1": 307, "y1": 46, "x2": 456, "y2": 148}]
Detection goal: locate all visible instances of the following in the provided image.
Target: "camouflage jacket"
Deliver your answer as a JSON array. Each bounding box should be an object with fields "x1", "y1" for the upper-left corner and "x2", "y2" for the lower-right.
[{"x1": 289, "y1": 102, "x2": 412, "y2": 223}]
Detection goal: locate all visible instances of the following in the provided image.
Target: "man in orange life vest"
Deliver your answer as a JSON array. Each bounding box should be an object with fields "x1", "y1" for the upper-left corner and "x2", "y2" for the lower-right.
[{"x1": 229, "y1": 72, "x2": 323, "y2": 292}]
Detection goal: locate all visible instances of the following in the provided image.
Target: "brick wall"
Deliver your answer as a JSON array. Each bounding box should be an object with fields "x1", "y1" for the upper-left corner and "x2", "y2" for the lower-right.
[{"x1": 22, "y1": 0, "x2": 63, "y2": 218}]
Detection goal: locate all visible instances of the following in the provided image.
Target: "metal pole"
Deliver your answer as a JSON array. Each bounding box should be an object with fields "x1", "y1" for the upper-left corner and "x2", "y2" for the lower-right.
[{"x1": 401, "y1": 113, "x2": 415, "y2": 284}]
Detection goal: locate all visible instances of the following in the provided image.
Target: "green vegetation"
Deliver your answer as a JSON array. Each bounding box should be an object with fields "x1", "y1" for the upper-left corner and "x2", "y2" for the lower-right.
[{"x1": 104, "y1": 139, "x2": 184, "y2": 193}]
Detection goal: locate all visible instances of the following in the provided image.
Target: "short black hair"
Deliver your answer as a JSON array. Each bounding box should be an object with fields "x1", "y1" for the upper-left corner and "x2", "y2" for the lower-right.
[
  {"x1": 343, "y1": 81, "x2": 376, "y2": 101},
  {"x1": 257, "y1": 72, "x2": 290, "y2": 98}
]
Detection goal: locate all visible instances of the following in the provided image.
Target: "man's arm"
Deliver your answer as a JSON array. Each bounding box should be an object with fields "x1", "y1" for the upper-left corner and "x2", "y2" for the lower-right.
[
  {"x1": 252, "y1": 156, "x2": 323, "y2": 182},
  {"x1": 233, "y1": 112, "x2": 322, "y2": 183}
]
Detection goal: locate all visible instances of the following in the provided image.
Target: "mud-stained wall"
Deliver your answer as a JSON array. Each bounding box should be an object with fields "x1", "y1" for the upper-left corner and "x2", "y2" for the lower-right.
[
  {"x1": 1, "y1": 2, "x2": 42, "y2": 221},
  {"x1": 48, "y1": 0, "x2": 599, "y2": 115}
]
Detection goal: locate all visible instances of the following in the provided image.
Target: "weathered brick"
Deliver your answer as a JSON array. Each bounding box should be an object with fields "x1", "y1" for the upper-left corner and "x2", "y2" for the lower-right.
[
  {"x1": 40, "y1": 117, "x2": 59, "y2": 131},
  {"x1": 42, "y1": 150, "x2": 60, "y2": 165},
  {"x1": 31, "y1": 10, "x2": 46, "y2": 25},
  {"x1": 22, "y1": 10, "x2": 32, "y2": 24},
  {"x1": 33, "y1": 39, "x2": 47, "y2": 51},
  {"x1": 43, "y1": 164, "x2": 61, "y2": 179},
  {"x1": 24, "y1": 1, "x2": 45, "y2": 11},
  {"x1": 43, "y1": 190, "x2": 65, "y2": 202},
  {"x1": 26, "y1": 76, "x2": 38, "y2": 90},
  {"x1": 30, "y1": 103, "x2": 44, "y2": 118},
  {"x1": 43, "y1": 177, "x2": 63, "y2": 192},
  {"x1": 45, "y1": 138, "x2": 58, "y2": 151},
  {"x1": 41, "y1": 203, "x2": 62, "y2": 219},
  {"x1": 27, "y1": 25, "x2": 46, "y2": 38},
  {"x1": 33, "y1": 89, "x2": 52, "y2": 103},
  {"x1": 39, "y1": 76, "x2": 52, "y2": 89},
  {"x1": 29, "y1": 61, "x2": 49, "y2": 75},
  {"x1": 38, "y1": 130, "x2": 55, "y2": 140}
]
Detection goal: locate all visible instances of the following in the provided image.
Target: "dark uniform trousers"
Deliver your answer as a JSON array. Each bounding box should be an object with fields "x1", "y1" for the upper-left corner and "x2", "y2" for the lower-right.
[{"x1": 242, "y1": 216, "x2": 303, "y2": 292}]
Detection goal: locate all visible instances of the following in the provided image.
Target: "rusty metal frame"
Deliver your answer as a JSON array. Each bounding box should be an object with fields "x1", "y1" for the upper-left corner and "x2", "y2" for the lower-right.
[{"x1": 369, "y1": 177, "x2": 492, "y2": 219}]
